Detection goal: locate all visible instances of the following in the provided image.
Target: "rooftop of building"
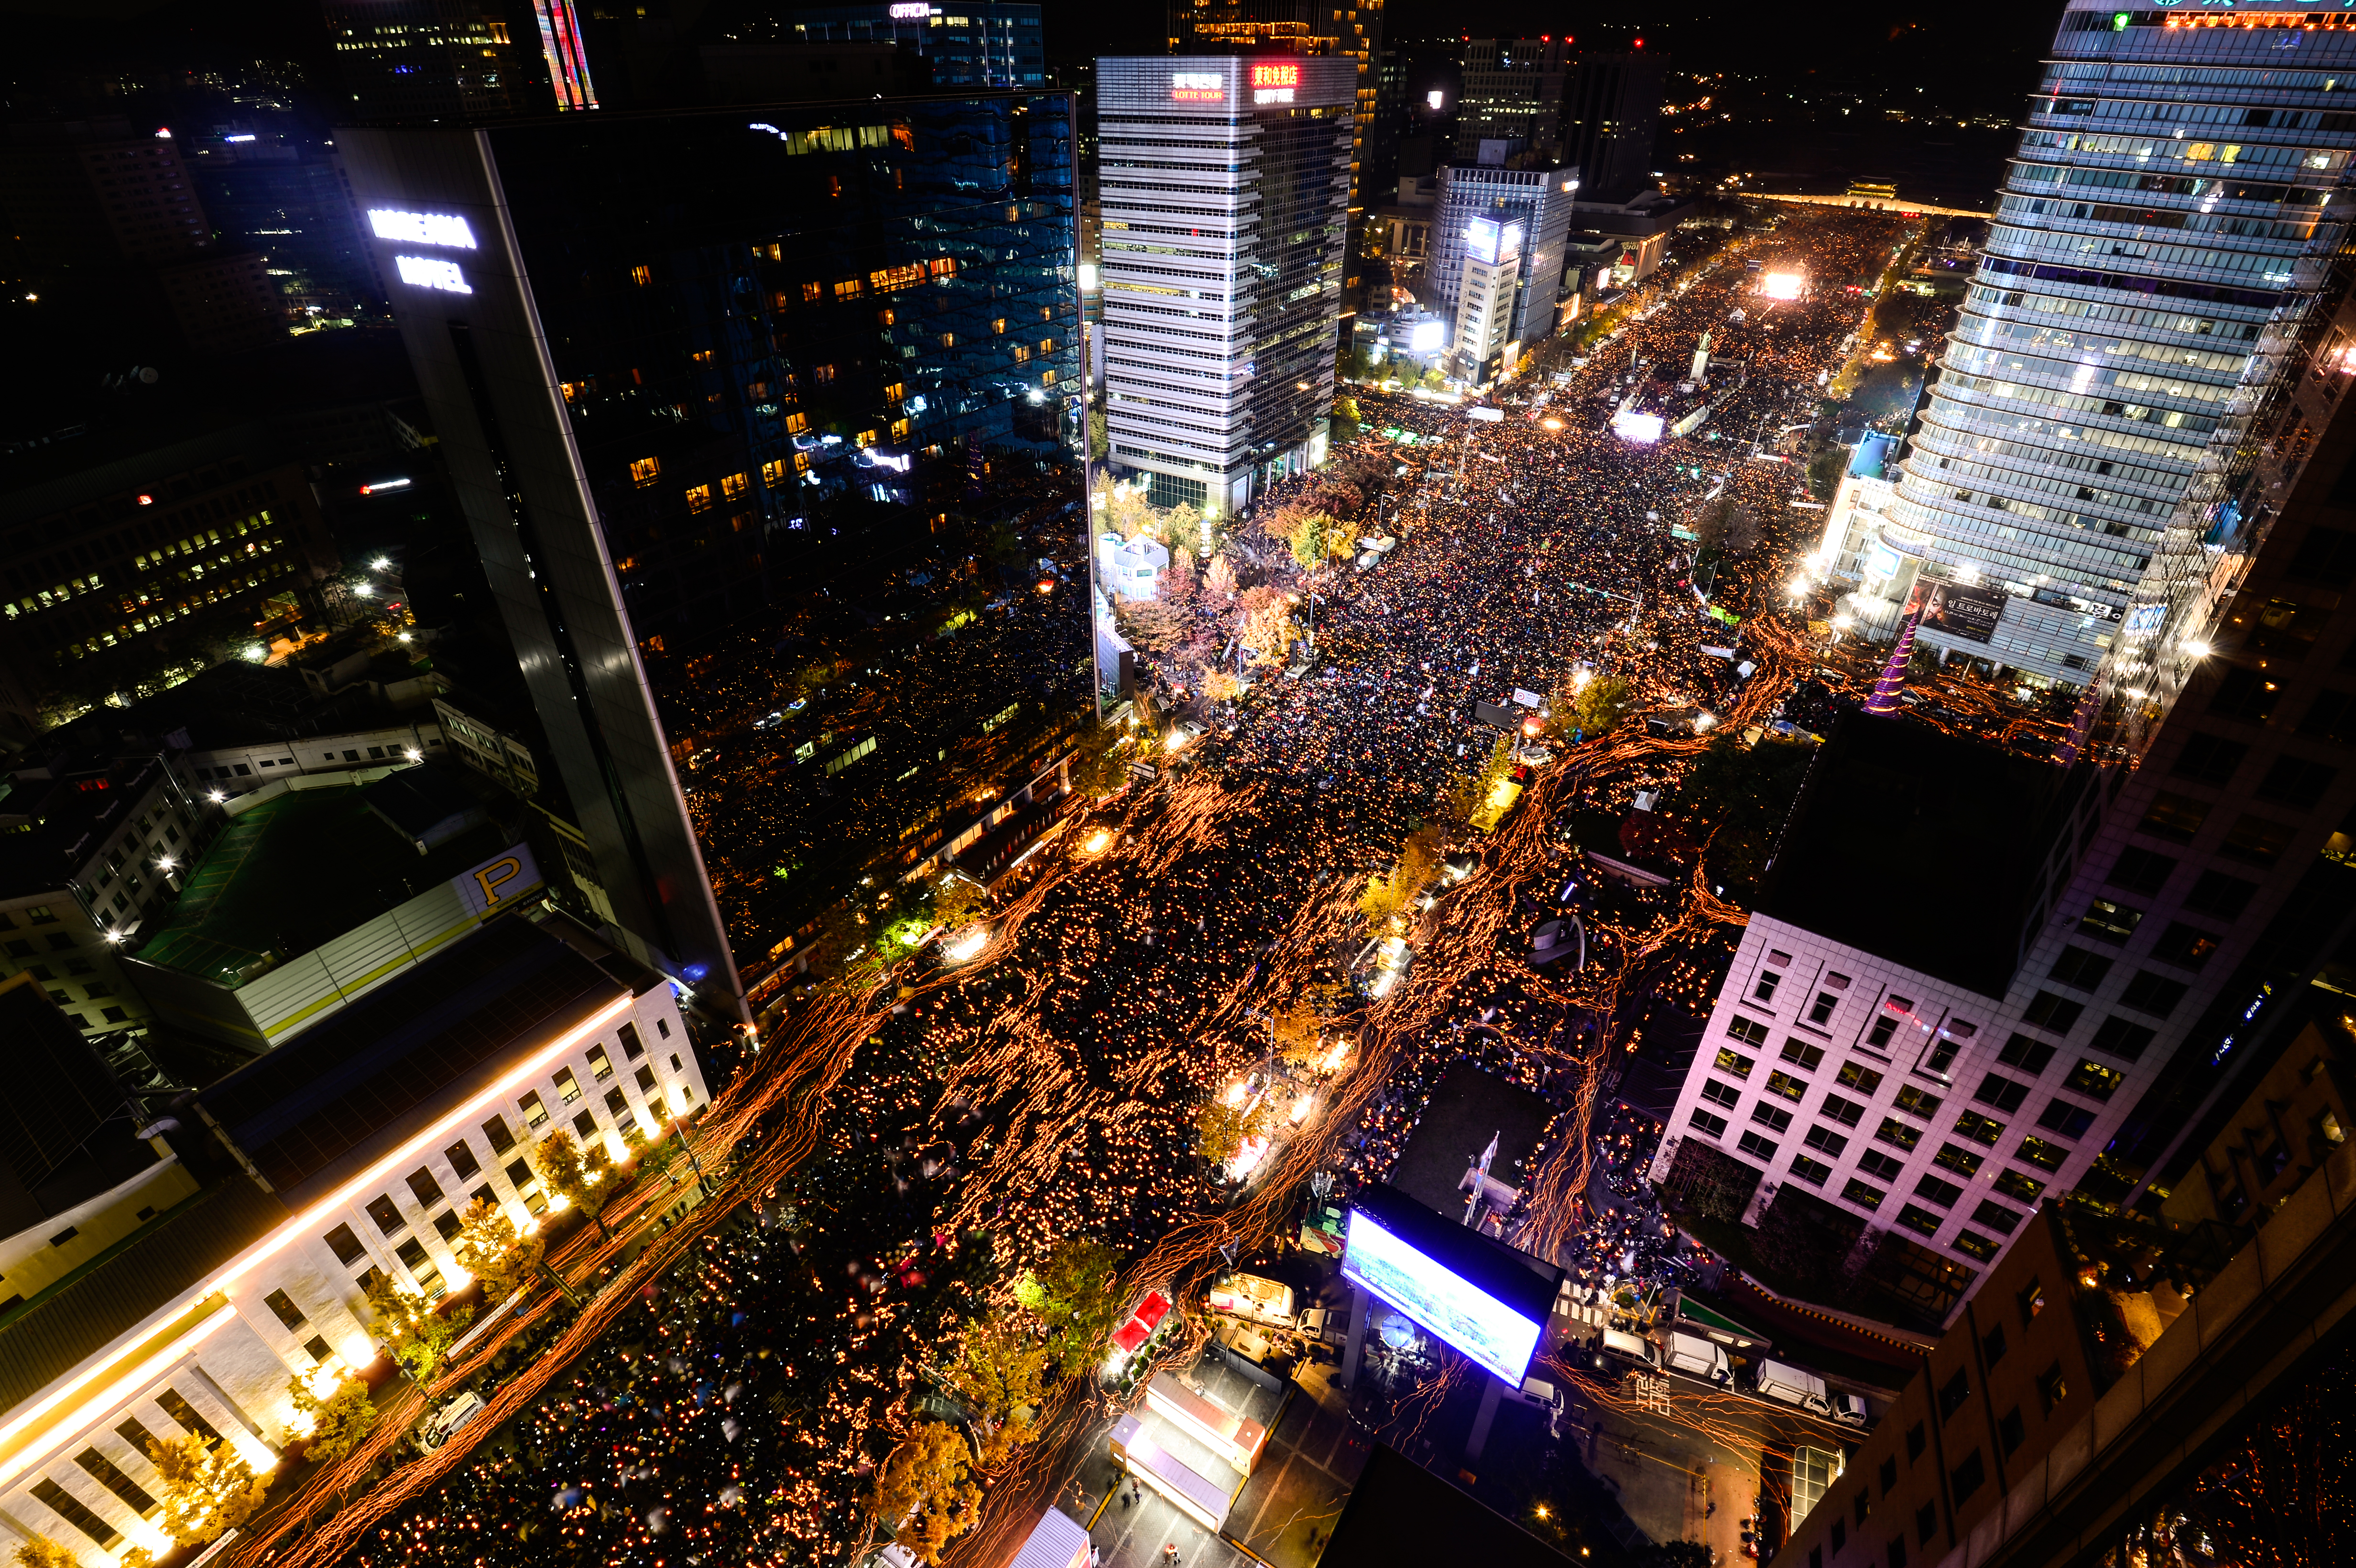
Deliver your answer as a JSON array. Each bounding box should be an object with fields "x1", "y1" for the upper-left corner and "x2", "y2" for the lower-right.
[
  {"x1": 0, "y1": 914, "x2": 630, "y2": 1409},
  {"x1": 1324, "y1": 1443, "x2": 1573, "y2": 1564},
  {"x1": 131, "y1": 776, "x2": 515, "y2": 989},
  {"x1": 0, "y1": 751, "x2": 185, "y2": 901},
  {"x1": 0, "y1": 1173, "x2": 284, "y2": 1418},
  {"x1": 192, "y1": 913, "x2": 625, "y2": 1209},
  {"x1": 0, "y1": 976, "x2": 162, "y2": 1235},
  {"x1": 32, "y1": 661, "x2": 427, "y2": 766},
  {"x1": 1849, "y1": 431, "x2": 1898, "y2": 480},
  {"x1": 1756, "y1": 713, "x2": 2083, "y2": 997}
]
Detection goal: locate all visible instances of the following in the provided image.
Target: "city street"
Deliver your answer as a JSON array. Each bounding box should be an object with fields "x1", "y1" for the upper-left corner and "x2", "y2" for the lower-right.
[{"x1": 231, "y1": 203, "x2": 1927, "y2": 1568}]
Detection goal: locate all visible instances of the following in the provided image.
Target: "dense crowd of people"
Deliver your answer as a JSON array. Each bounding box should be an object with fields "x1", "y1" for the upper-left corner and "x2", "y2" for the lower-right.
[{"x1": 338, "y1": 205, "x2": 1910, "y2": 1567}]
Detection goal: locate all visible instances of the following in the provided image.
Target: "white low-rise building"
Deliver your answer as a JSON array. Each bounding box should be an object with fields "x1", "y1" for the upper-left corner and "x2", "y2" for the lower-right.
[
  {"x1": 0, "y1": 913, "x2": 709, "y2": 1564},
  {"x1": 1096, "y1": 533, "x2": 1170, "y2": 603}
]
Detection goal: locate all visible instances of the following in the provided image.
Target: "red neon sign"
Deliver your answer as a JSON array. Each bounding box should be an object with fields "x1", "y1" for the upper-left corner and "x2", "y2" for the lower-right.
[{"x1": 1249, "y1": 63, "x2": 1300, "y2": 89}]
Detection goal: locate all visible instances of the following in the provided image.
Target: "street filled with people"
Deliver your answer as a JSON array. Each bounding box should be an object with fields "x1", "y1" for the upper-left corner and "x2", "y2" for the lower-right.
[{"x1": 305, "y1": 203, "x2": 1920, "y2": 1568}]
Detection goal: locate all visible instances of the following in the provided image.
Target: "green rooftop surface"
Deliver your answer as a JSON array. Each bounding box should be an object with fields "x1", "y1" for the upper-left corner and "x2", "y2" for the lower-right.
[{"x1": 136, "y1": 784, "x2": 514, "y2": 988}]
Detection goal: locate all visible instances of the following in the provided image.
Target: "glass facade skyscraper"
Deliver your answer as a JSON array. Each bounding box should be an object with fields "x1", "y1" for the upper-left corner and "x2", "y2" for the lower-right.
[
  {"x1": 1097, "y1": 55, "x2": 1355, "y2": 514},
  {"x1": 1857, "y1": 0, "x2": 2356, "y2": 697},
  {"x1": 343, "y1": 95, "x2": 1084, "y2": 1017},
  {"x1": 784, "y1": 4, "x2": 1047, "y2": 89}
]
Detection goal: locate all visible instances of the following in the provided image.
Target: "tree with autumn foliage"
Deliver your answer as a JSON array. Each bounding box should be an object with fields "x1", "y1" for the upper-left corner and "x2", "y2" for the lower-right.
[
  {"x1": 867, "y1": 1422, "x2": 984, "y2": 1565},
  {"x1": 453, "y1": 1197, "x2": 544, "y2": 1307},
  {"x1": 941, "y1": 1312, "x2": 1051, "y2": 1464},
  {"x1": 143, "y1": 1432, "x2": 270, "y2": 1551},
  {"x1": 284, "y1": 1371, "x2": 381, "y2": 1464},
  {"x1": 364, "y1": 1274, "x2": 471, "y2": 1383},
  {"x1": 533, "y1": 1127, "x2": 622, "y2": 1239}
]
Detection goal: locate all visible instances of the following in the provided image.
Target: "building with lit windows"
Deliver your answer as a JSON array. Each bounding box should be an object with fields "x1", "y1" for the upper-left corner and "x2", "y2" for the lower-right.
[
  {"x1": 0, "y1": 914, "x2": 707, "y2": 1568},
  {"x1": 0, "y1": 751, "x2": 214, "y2": 1044},
  {"x1": 1844, "y1": 0, "x2": 2356, "y2": 692},
  {"x1": 1654, "y1": 303, "x2": 2356, "y2": 1329},
  {"x1": 0, "y1": 420, "x2": 343, "y2": 700},
  {"x1": 1429, "y1": 155, "x2": 1579, "y2": 359},
  {"x1": 1453, "y1": 37, "x2": 1569, "y2": 163},
  {"x1": 319, "y1": 0, "x2": 600, "y2": 120},
  {"x1": 1164, "y1": 0, "x2": 1385, "y2": 222},
  {"x1": 342, "y1": 94, "x2": 1083, "y2": 1015},
  {"x1": 1096, "y1": 55, "x2": 1354, "y2": 515},
  {"x1": 1450, "y1": 217, "x2": 1522, "y2": 386},
  {"x1": 786, "y1": 4, "x2": 1045, "y2": 88}
]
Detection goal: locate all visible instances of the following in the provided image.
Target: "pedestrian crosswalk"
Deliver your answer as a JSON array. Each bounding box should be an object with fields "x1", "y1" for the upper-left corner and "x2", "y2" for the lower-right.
[{"x1": 1554, "y1": 1297, "x2": 1613, "y2": 1329}]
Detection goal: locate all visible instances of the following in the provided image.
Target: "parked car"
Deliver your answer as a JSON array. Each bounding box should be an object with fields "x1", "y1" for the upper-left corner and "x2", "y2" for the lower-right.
[
  {"x1": 419, "y1": 1391, "x2": 485, "y2": 1451},
  {"x1": 1592, "y1": 1327, "x2": 1661, "y2": 1373}
]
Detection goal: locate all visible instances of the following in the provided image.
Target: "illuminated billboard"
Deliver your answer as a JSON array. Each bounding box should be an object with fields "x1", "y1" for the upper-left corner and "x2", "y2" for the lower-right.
[
  {"x1": 1759, "y1": 272, "x2": 1804, "y2": 301},
  {"x1": 1171, "y1": 71, "x2": 1225, "y2": 102},
  {"x1": 1465, "y1": 218, "x2": 1502, "y2": 265},
  {"x1": 368, "y1": 209, "x2": 477, "y2": 249},
  {"x1": 395, "y1": 255, "x2": 474, "y2": 294},
  {"x1": 1251, "y1": 61, "x2": 1299, "y2": 102},
  {"x1": 1341, "y1": 1183, "x2": 1556, "y2": 1385},
  {"x1": 1914, "y1": 579, "x2": 2007, "y2": 644},
  {"x1": 1612, "y1": 409, "x2": 1665, "y2": 444},
  {"x1": 1408, "y1": 319, "x2": 1446, "y2": 353}
]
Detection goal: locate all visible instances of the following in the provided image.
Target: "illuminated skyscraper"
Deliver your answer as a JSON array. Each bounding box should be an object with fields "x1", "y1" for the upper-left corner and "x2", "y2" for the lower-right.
[
  {"x1": 1429, "y1": 156, "x2": 1580, "y2": 358},
  {"x1": 1097, "y1": 56, "x2": 1355, "y2": 514},
  {"x1": 1846, "y1": 0, "x2": 2356, "y2": 699},
  {"x1": 1165, "y1": 0, "x2": 1383, "y2": 222}
]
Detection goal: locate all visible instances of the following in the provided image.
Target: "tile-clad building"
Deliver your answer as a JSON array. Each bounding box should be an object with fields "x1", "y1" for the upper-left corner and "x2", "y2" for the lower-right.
[
  {"x1": 1778, "y1": 1003, "x2": 2353, "y2": 1568},
  {"x1": 0, "y1": 915, "x2": 708, "y2": 1568},
  {"x1": 1096, "y1": 55, "x2": 1355, "y2": 515},
  {"x1": 1650, "y1": 719, "x2": 2118, "y2": 1327}
]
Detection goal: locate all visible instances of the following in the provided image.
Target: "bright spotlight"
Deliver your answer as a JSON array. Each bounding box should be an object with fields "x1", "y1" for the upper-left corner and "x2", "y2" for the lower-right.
[{"x1": 1759, "y1": 272, "x2": 1804, "y2": 301}]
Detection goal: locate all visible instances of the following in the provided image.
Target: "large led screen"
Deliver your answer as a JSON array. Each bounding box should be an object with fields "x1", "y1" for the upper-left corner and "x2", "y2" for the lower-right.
[{"x1": 1342, "y1": 1196, "x2": 1549, "y2": 1384}]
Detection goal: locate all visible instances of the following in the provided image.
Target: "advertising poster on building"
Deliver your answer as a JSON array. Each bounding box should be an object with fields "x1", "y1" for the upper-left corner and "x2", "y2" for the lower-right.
[{"x1": 1915, "y1": 580, "x2": 2005, "y2": 644}]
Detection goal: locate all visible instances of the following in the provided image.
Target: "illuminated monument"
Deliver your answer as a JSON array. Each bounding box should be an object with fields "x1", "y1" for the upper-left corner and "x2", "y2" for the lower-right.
[{"x1": 1845, "y1": 0, "x2": 2356, "y2": 703}]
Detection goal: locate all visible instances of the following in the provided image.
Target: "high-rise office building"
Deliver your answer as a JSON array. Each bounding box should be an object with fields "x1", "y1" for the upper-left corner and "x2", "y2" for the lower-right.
[
  {"x1": 1845, "y1": 0, "x2": 2356, "y2": 693},
  {"x1": 1096, "y1": 56, "x2": 1355, "y2": 515},
  {"x1": 1359, "y1": 48, "x2": 1407, "y2": 209},
  {"x1": 1165, "y1": 0, "x2": 1384, "y2": 223},
  {"x1": 1560, "y1": 50, "x2": 1662, "y2": 205},
  {"x1": 786, "y1": 4, "x2": 1046, "y2": 88},
  {"x1": 342, "y1": 94, "x2": 1084, "y2": 1019},
  {"x1": 1429, "y1": 157, "x2": 1579, "y2": 354},
  {"x1": 320, "y1": 0, "x2": 600, "y2": 121},
  {"x1": 1454, "y1": 37, "x2": 1568, "y2": 163},
  {"x1": 1449, "y1": 216, "x2": 1521, "y2": 386}
]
